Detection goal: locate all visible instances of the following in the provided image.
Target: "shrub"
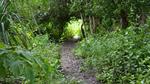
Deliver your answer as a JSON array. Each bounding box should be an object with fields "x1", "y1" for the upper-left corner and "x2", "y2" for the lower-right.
[
  {"x1": 0, "y1": 35, "x2": 63, "y2": 84},
  {"x1": 75, "y1": 26, "x2": 150, "y2": 84}
]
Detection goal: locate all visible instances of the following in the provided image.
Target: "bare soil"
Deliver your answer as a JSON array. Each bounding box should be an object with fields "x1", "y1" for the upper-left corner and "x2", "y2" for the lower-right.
[{"x1": 60, "y1": 40, "x2": 99, "y2": 84}]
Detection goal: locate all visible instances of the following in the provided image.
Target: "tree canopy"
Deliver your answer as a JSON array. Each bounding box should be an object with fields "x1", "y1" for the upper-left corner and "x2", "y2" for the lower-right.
[{"x1": 0, "y1": 0, "x2": 150, "y2": 83}]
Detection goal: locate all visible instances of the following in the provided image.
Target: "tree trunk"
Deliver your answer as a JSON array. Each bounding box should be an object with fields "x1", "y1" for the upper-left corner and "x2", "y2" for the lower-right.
[
  {"x1": 120, "y1": 10, "x2": 128, "y2": 28},
  {"x1": 139, "y1": 11, "x2": 147, "y2": 25},
  {"x1": 89, "y1": 16, "x2": 93, "y2": 34},
  {"x1": 92, "y1": 16, "x2": 96, "y2": 33},
  {"x1": 80, "y1": 13, "x2": 86, "y2": 38}
]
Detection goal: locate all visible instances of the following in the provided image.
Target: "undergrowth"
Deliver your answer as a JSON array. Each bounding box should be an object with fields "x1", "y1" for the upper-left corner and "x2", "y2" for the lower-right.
[
  {"x1": 0, "y1": 35, "x2": 69, "y2": 84},
  {"x1": 75, "y1": 26, "x2": 150, "y2": 84}
]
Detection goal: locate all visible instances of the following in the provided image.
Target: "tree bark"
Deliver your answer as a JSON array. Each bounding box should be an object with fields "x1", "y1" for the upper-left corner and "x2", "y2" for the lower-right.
[
  {"x1": 92, "y1": 16, "x2": 96, "y2": 33},
  {"x1": 89, "y1": 16, "x2": 93, "y2": 34},
  {"x1": 139, "y1": 11, "x2": 147, "y2": 25},
  {"x1": 80, "y1": 13, "x2": 86, "y2": 38},
  {"x1": 120, "y1": 10, "x2": 128, "y2": 28}
]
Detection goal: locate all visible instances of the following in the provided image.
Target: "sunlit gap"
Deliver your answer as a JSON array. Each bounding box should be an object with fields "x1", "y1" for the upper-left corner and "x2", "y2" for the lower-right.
[{"x1": 62, "y1": 18, "x2": 83, "y2": 41}]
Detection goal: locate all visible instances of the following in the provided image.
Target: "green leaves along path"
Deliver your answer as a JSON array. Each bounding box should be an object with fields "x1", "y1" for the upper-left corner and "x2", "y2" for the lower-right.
[
  {"x1": 0, "y1": 35, "x2": 62, "y2": 84},
  {"x1": 1, "y1": 0, "x2": 150, "y2": 84},
  {"x1": 75, "y1": 27, "x2": 150, "y2": 83}
]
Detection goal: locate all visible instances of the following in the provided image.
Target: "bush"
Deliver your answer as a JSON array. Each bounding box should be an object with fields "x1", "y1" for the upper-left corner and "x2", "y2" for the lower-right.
[
  {"x1": 75, "y1": 26, "x2": 150, "y2": 84},
  {"x1": 0, "y1": 35, "x2": 64, "y2": 84}
]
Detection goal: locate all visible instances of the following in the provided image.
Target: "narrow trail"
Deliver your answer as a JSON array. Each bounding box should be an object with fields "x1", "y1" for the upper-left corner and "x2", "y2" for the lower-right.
[{"x1": 60, "y1": 40, "x2": 98, "y2": 84}]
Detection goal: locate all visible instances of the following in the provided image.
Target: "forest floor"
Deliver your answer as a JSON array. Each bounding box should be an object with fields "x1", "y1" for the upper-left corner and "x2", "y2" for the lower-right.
[{"x1": 60, "y1": 40, "x2": 98, "y2": 84}]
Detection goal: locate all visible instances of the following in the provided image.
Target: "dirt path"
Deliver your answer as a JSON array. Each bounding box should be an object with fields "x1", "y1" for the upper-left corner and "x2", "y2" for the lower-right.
[{"x1": 60, "y1": 40, "x2": 98, "y2": 84}]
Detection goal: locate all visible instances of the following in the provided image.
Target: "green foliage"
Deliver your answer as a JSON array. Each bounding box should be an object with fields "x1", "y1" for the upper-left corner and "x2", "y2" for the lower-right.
[
  {"x1": 8, "y1": 21, "x2": 32, "y2": 48},
  {"x1": 0, "y1": 1, "x2": 77, "y2": 83},
  {"x1": 1, "y1": 0, "x2": 150, "y2": 83},
  {"x1": 62, "y1": 19, "x2": 82, "y2": 40},
  {"x1": 75, "y1": 26, "x2": 150, "y2": 83},
  {"x1": 9, "y1": 0, "x2": 50, "y2": 21},
  {"x1": 0, "y1": 35, "x2": 64, "y2": 84},
  {"x1": 70, "y1": 0, "x2": 150, "y2": 30},
  {"x1": 1, "y1": 0, "x2": 150, "y2": 43}
]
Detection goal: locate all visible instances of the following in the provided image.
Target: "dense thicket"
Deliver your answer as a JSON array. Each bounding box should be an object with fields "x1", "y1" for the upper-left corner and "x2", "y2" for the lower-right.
[
  {"x1": 75, "y1": 27, "x2": 150, "y2": 83},
  {"x1": 0, "y1": 0, "x2": 150, "y2": 83},
  {"x1": 0, "y1": 0, "x2": 67, "y2": 83},
  {"x1": 1, "y1": 0, "x2": 150, "y2": 43}
]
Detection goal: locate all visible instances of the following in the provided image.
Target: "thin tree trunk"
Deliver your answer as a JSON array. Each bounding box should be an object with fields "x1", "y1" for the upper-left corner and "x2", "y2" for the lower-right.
[
  {"x1": 139, "y1": 10, "x2": 147, "y2": 25},
  {"x1": 80, "y1": 13, "x2": 86, "y2": 38},
  {"x1": 92, "y1": 16, "x2": 96, "y2": 33},
  {"x1": 89, "y1": 16, "x2": 93, "y2": 34},
  {"x1": 120, "y1": 10, "x2": 128, "y2": 28}
]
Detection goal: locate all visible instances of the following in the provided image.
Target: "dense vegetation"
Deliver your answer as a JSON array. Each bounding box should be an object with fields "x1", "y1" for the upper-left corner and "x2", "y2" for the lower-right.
[
  {"x1": 0, "y1": 35, "x2": 63, "y2": 83},
  {"x1": 0, "y1": 0, "x2": 150, "y2": 84},
  {"x1": 75, "y1": 27, "x2": 150, "y2": 83}
]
